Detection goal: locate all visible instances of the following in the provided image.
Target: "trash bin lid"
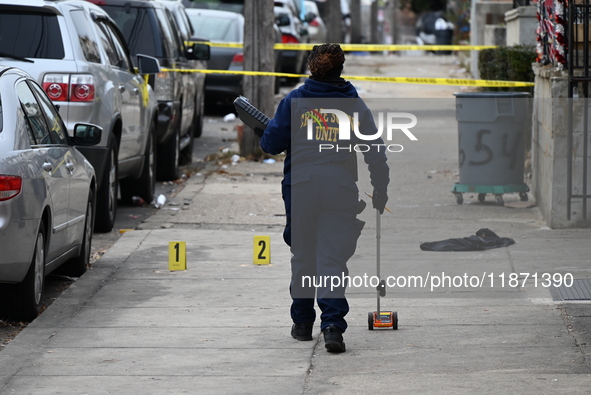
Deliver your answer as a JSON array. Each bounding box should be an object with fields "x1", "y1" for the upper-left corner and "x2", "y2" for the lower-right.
[{"x1": 453, "y1": 92, "x2": 531, "y2": 98}]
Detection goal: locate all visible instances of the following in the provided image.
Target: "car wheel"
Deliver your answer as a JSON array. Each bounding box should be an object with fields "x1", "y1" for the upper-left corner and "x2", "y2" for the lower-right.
[
  {"x1": 121, "y1": 124, "x2": 157, "y2": 204},
  {"x1": 16, "y1": 220, "x2": 46, "y2": 321},
  {"x1": 58, "y1": 190, "x2": 94, "y2": 277},
  {"x1": 193, "y1": 94, "x2": 204, "y2": 138},
  {"x1": 94, "y1": 135, "x2": 119, "y2": 233},
  {"x1": 157, "y1": 128, "x2": 180, "y2": 181}
]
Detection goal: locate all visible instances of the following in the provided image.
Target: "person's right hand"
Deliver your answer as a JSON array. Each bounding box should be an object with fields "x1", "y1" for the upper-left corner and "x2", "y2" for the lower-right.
[{"x1": 372, "y1": 189, "x2": 388, "y2": 214}]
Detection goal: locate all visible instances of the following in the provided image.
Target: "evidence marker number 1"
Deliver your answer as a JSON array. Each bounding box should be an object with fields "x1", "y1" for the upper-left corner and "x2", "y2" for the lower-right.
[
  {"x1": 253, "y1": 236, "x2": 271, "y2": 265},
  {"x1": 169, "y1": 241, "x2": 187, "y2": 271}
]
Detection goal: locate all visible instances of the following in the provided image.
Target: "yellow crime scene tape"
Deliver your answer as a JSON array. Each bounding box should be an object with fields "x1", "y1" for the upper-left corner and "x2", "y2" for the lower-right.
[
  {"x1": 160, "y1": 67, "x2": 534, "y2": 88},
  {"x1": 178, "y1": 41, "x2": 532, "y2": 87},
  {"x1": 187, "y1": 41, "x2": 497, "y2": 52}
]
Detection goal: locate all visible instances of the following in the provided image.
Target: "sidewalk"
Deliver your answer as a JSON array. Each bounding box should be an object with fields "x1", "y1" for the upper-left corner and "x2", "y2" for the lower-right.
[{"x1": 1, "y1": 54, "x2": 590, "y2": 394}]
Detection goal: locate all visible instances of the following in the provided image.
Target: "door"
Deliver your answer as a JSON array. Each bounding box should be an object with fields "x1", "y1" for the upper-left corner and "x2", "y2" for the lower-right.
[
  {"x1": 95, "y1": 19, "x2": 142, "y2": 162},
  {"x1": 28, "y1": 80, "x2": 90, "y2": 248},
  {"x1": 16, "y1": 80, "x2": 70, "y2": 261}
]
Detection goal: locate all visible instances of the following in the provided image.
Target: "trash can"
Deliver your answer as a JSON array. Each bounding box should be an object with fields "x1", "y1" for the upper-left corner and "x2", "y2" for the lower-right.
[
  {"x1": 434, "y1": 28, "x2": 453, "y2": 55},
  {"x1": 451, "y1": 92, "x2": 531, "y2": 205}
]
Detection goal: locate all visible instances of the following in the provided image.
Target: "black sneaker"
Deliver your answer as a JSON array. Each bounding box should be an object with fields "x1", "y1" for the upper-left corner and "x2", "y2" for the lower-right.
[
  {"x1": 323, "y1": 325, "x2": 346, "y2": 353},
  {"x1": 291, "y1": 323, "x2": 314, "y2": 341}
]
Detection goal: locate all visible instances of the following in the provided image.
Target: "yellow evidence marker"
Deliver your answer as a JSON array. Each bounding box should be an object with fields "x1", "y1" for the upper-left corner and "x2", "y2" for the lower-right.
[
  {"x1": 253, "y1": 236, "x2": 271, "y2": 265},
  {"x1": 169, "y1": 241, "x2": 187, "y2": 271}
]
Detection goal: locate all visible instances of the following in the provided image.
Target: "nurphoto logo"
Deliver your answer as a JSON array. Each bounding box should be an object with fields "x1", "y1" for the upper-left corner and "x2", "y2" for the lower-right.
[{"x1": 303, "y1": 108, "x2": 418, "y2": 152}]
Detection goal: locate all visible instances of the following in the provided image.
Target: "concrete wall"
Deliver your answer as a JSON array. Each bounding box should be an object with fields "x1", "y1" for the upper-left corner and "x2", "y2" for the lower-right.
[
  {"x1": 532, "y1": 64, "x2": 591, "y2": 228},
  {"x1": 484, "y1": 25, "x2": 506, "y2": 46},
  {"x1": 505, "y1": 6, "x2": 538, "y2": 47},
  {"x1": 470, "y1": 0, "x2": 513, "y2": 79}
]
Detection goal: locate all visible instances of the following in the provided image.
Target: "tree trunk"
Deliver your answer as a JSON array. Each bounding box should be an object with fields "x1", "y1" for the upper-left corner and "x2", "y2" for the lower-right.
[
  {"x1": 325, "y1": 0, "x2": 342, "y2": 43},
  {"x1": 350, "y1": 0, "x2": 362, "y2": 44},
  {"x1": 370, "y1": 0, "x2": 378, "y2": 44},
  {"x1": 242, "y1": 1, "x2": 275, "y2": 159}
]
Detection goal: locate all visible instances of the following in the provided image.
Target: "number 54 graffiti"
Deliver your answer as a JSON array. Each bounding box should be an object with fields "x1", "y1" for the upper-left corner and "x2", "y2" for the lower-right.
[{"x1": 459, "y1": 129, "x2": 522, "y2": 169}]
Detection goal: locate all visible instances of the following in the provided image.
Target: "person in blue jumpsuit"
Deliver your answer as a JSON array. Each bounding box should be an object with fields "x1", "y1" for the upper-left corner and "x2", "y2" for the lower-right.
[{"x1": 258, "y1": 43, "x2": 389, "y2": 353}]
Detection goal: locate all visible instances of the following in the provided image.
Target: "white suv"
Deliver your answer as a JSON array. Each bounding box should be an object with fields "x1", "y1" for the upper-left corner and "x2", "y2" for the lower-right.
[{"x1": 0, "y1": 0, "x2": 160, "y2": 232}]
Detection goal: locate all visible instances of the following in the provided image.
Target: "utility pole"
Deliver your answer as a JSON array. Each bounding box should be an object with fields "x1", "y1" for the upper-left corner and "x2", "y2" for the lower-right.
[
  {"x1": 242, "y1": 1, "x2": 275, "y2": 159},
  {"x1": 325, "y1": 0, "x2": 342, "y2": 43}
]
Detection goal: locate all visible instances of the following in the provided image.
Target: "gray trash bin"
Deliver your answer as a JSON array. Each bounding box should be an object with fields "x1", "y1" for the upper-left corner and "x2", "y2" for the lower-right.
[{"x1": 452, "y1": 91, "x2": 531, "y2": 205}]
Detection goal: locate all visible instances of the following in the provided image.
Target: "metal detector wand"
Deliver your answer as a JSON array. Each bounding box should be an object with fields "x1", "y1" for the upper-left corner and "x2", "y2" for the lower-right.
[{"x1": 376, "y1": 208, "x2": 381, "y2": 314}]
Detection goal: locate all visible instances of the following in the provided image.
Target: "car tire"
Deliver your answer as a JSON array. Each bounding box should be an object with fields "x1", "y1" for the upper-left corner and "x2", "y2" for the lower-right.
[
  {"x1": 193, "y1": 94, "x2": 204, "y2": 138},
  {"x1": 16, "y1": 220, "x2": 46, "y2": 321},
  {"x1": 121, "y1": 123, "x2": 157, "y2": 204},
  {"x1": 180, "y1": 130, "x2": 194, "y2": 166},
  {"x1": 94, "y1": 135, "x2": 119, "y2": 233},
  {"x1": 58, "y1": 190, "x2": 94, "y2": 277},
  {"x1": 157, "y1": 128, "x2": 180, "y2": 181}
]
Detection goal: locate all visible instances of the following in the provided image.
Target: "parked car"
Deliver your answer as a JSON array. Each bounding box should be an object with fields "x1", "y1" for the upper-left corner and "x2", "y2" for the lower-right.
[
  {"x1": 0, "y1": 0, "x2": 161, "y2": 233},
  {"x1": 304, "y1": 0, "x2": 327, "y2": 43},
  {"x1": 159, "y1": 0, "x2": 207, "y2": 140},
  {"x1": 186, "y1": 8, "x2": 283, "y2": 106},
  {"x1": 0, "y1": 66, "x2": 102, "y2": 321},
  {"x1": 90, "y1": 0, "x2": 211, "y2": 180},
  {"x1": 274, "y1": 4, "x2": 311, "y2": 83}
]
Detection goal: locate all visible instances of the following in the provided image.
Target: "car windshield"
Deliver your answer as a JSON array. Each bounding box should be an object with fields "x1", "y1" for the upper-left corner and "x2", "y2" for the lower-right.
[
  {"x1": 0, "y1": 11, "x2": 65, "y2": 59},
  {"x1": 189, "y1": 15, "x2": 239, "y2": 42}
]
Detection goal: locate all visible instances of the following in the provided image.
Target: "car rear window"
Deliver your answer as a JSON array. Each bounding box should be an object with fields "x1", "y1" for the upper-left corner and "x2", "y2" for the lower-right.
[
  {"x1": 100, "y1": 5, "x2": 162, "y2": 58},
  {"x1": 190, "y1": 15, "x2": 239, "y2": 42},
  {"x1": 0, "y1": 11, "x2": 65, "y2": 59}
]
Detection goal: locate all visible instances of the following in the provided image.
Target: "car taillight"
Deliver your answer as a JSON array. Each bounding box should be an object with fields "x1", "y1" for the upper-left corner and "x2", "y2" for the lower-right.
[
  {"x1": 70, "y1": 74, "x2": 95, "y2": 102},
  {"x1": 43, "y1": 74, "x2": 69, "y2": 102},
  {"x1": 0, "y1": 175, "x2": 22, "y2": 201},
  {"x1": 229, "y1": 52, "x2": 244, "y2": 69},
  {"x1": 309, "y1": 19, "x2": 320, "y2": 27},
  {"x1": 281, "y1": 34, "x2": 300, "y2": 44},
  {"x1": 42, "y1": 74, "x2": 95, "y2": 102}
]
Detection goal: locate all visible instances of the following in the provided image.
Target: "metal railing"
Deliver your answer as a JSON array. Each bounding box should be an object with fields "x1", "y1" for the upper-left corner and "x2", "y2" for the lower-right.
[{"x1": 568, "y1": 0, "x2": 591, "y2": 221}]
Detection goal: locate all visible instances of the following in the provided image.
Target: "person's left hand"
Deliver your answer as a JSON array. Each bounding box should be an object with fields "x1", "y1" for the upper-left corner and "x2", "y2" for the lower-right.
[{"x1": 372, "y1": 189, "x2": 388, "y2": 214}]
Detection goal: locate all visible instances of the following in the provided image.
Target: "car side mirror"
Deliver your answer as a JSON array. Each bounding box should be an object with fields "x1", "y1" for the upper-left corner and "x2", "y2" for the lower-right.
[
  {"x1": 72, "y1": 123, "x2": 102, "y2": 146},
  {"x1": 137, "y1": 54, "x2": 161, "y2": 74},
  {"x1": 276, "y1": 14, "x2": 291, "y2": 27},
  {"x1": 187, "y1": 42, "x2": 210, "y2": 61}
]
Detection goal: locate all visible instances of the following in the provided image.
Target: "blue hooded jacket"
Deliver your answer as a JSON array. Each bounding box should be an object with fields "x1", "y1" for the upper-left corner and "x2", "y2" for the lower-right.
[{"x1": 260, "y1": 77, "x2": 389, "y2": 192}]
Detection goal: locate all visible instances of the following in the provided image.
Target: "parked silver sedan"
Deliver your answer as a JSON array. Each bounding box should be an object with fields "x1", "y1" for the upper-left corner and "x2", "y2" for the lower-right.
[{"x1": 0, "y1": 66, "x2": 102, "y2": 322}]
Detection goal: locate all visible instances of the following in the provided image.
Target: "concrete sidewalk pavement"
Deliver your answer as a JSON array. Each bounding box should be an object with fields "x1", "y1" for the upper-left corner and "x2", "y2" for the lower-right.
[{"x1": 1, "y1": 55, "x2": 591, "y2": 394}]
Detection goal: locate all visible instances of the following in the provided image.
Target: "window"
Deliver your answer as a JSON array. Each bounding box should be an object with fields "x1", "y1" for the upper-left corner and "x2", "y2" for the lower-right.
[
  {"x1": 94, "y1": 19, "x2": 119, "y2": 67},
  {"x1": 155, "y1": 8, "x2": 178, "y2": 59},
  {"x1": 0, "y1": 94, "x2": 3, "y2": 134},
  {"x1": 101, "y1": 6, "x2": 159, "y2": 59},
  {"x1": 30, "y1": 81, "x2": 68, "y2": 145},
  {"x1": 17, "y1": 81, "x2": 51, "y2": 145},
  {"x1": 164, "y1": 9, "x2": 185, "y2": 55},
  {"x1": 70, "y1": 10, "x2": 101, "y2": 63},
  {"x1": 0, "y1": 11, "x2": 65, "y2": 59},
  {"x1": 190, "y1": 15, "x2": 239, "y2": 42},
  {"x1": 103, "y1": 21, "x2": 131, "y2": 71}
]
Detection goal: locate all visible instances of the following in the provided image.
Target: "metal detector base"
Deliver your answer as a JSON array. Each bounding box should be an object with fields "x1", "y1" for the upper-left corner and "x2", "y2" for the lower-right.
[{"x1": 368, "y1": 311, "x2": 398, "y2": 330}]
